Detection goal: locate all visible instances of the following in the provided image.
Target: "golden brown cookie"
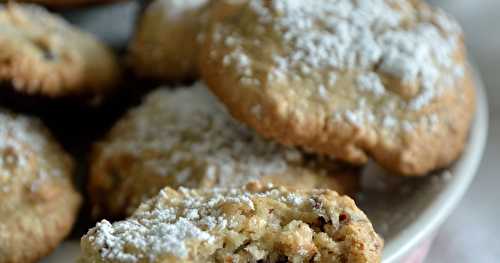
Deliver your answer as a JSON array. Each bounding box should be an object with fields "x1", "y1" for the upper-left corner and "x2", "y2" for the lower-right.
[
  {"x1": 89, "y1": 82, "x2": 359, "y2": 218},
  {"x1": 128, "y1": 0, "x2": 211, "y2": 82},
  {"x1": 81, "y1": 184, "x2": 383, "y2": 263},
  {"x1": 0, "y1": 3, "x2": 120, "y2": 98},
  {"x1": 0, "y1": 111, "x2": 81, "y2": 263},
  {"x1": 128, "y1": 0, "x2": 246, "y2": 82},
  {"x1": 200, "y1": 0, "x2": 476, "y2": 176}
]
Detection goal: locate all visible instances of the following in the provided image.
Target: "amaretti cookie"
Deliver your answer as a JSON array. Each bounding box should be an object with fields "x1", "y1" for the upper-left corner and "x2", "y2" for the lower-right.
[
  {"x1": 0, "y1": 111, "x2": 81, "y2": 263},
  {"x1": 128, "y1": 0, "x2": 246, "y2": 82},
  {"x1": 200, "y1": 0, "x2": 476, "y2": 175},
  {"x1": 81, "y1": 184, "x2": 383, "y2": 262},
  {"x1": 89, "y1": 82, "x2": 359, "y2": 218},
  {"x1": 0, "y1": 3, "x2": 120, "y2": 98},
  {"x1": 128, "y1": 0, "x2": 210, "y2": 82}
]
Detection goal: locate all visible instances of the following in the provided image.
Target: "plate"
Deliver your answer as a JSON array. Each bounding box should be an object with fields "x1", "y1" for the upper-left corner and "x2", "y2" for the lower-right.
[{"x1": 39, "y1": 2, "x2": 488, "y2": 262}]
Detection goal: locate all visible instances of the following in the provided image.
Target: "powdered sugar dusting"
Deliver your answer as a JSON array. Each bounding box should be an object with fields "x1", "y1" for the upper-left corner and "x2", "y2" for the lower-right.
[
  {"x1": 83, "y1": 188, "x2": 260, "y2": 261},
  {"x1": 211, "y1": 0, "x2": 465, "y2": 130},
  {"x1": 0, "y1": 112, "x2": 61, "y2": 192},
  {"x1": 87, "y1": 217, "x2": 214, "y2": 262},
  {"x1": 83, "y1": 186, "x2": 348, "y2": 261},
  {"x1": 100, "y1": 83, "x2": 322, "y2": 191},
  {"x1": 357, "y1": 73, "x2": 386, "y2": 96}
]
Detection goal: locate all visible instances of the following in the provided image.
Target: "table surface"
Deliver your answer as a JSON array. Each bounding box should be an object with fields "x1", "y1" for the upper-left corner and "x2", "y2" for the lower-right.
[{"x1": 426, "y1": 0, "x2": 500, "y2": 262}]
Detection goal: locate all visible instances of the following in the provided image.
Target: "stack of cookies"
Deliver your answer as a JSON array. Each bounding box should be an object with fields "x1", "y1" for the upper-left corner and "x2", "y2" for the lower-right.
[{"x1": 0, "y1": 0, "x2": 476, "y2": 262}]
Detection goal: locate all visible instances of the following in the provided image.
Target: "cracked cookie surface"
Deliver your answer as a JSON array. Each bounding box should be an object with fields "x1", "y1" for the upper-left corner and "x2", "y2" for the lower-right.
[
  {"x1": 200, "y1": 0, "x2": 476, "y2": 175},
  {"x1": 0, "y1": 111, "x2": 81, "y2": 263},
  {"x1": 0, "y1": 3, "x2": 120, "y2": 98},
  {"x1": 89, "y1": 82, "x2": 359, "y2": 219},
  {"x1": 81, "y1": 184, "x2": 383, "y2": 263}
]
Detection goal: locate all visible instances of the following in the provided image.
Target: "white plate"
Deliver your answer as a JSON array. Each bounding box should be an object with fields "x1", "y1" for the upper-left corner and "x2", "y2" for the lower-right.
[{"x1": 41, "y1": 2, "x2": 489, "y2": 262}]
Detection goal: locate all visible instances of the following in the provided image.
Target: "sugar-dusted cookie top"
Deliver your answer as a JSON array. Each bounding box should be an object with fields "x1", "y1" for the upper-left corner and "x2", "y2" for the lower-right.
[
  {"x1": 0, "y1": 111, "x2": 81, "y2": 263},
  {"x1": 200, "y1": 0, "x2": 476, "y2": 175},
  {"x1": 81, "y1": 184, "x2": 383, "y2": 263},
  {"x1": 0, "y1": 3, "x2": 120, "y2": 98},
  {"x1": 89, "y1": 82, "x2": 359, "y2": 218}
]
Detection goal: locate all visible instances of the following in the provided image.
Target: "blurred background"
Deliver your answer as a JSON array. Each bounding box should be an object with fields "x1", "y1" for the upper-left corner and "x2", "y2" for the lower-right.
[{"x1": 427, "y1": 0, "x2": 500, "y2": 262}]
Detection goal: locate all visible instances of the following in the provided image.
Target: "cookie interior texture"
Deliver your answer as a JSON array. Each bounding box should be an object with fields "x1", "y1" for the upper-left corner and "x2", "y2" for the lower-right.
[
  {"x1": 128, "y1": 0, "x2": 210, "y2": 82},
  {"x1": 200, "y1": 0, "x2": 475, "y2": 175},
  {"x1": 0, "y1": 111, "x2": 81, "y2": 263},
  {"x1": 81, "y1": 184, "x2": 383, "y2": 263},
  {"x1": 89, "y1": 82, "x2": 359, "y2": 219},
  {"x1": 0, "y1": 3, "x2": 120, "y2": 98}
]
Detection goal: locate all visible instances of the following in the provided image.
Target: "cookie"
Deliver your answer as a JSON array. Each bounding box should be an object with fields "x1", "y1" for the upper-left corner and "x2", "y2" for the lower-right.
[
  {"x1": 81, "y1": 184, "x2": 383, "y2": 262},
  {"x1": 0, "y1": 111, "x2": 81, "y2": 263},
  {"x1": 0, "y1": 3, "x2": 120, "y2": 98},
  {"x1": 128, "y1": 0, "x2": 210, "y2": 82},
  {"x1": 89, "y1": 82, "x2": 359, "y2": 218},
  {"x1": 128, "y1": 0, "x2": 246, "y2": 82},
  {"x1": 200, "y1": 0, "x2": 476, "y2": 175}
]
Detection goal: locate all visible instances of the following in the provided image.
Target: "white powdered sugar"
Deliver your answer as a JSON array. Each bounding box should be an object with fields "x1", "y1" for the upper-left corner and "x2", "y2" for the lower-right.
[
  {"x1": 0, "y1": 114, "x2": 46, "y2": 155},
  {"x1": 357, "y1": 73, "x2": 386, "y2": 96},
  {"x1": 84, "y1": 188, "x2": 254, "y2": 261},
  {"x1": 0, "y1": 112, "x2": 60, "y2": 191},
  {"x1": 213, "y1": 0, "x2": 464, "y2": 119},
  {"x1": 88, "y1": 217, "x2": 214, "y2": 262},
  {"x1": 282, "y1": 193, "x2": 305, "y2": 206},
  {"x1": 382, "y1": 115, "x2": 398, "y2": 128},
  {"x1": 84, "y1": 186, "x2": 334, "y2": 261},
  {"x1": 102, "y1": 82, "x2": 315, "y2": 189}
]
